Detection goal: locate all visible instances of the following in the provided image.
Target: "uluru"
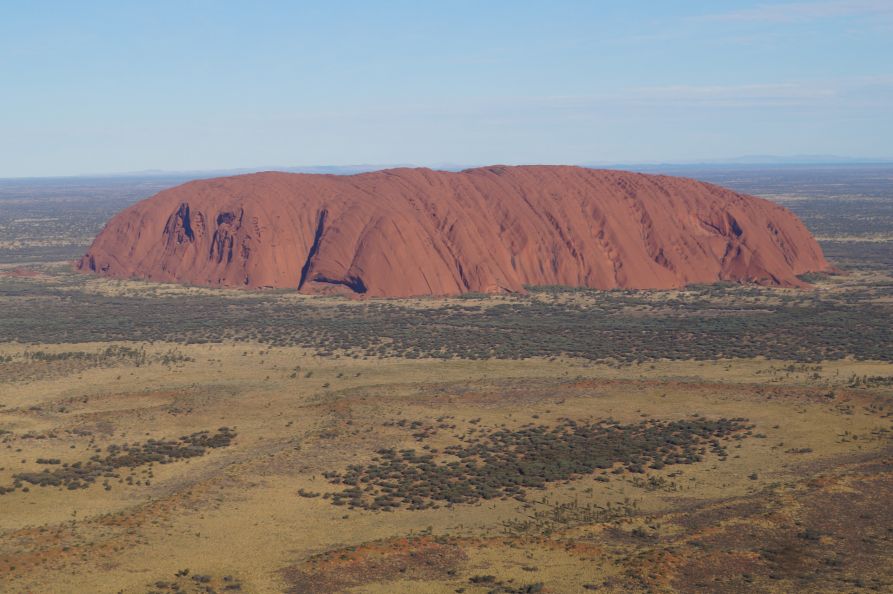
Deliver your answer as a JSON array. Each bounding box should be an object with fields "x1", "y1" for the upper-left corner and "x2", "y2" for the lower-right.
[{"x1": 78, "y1": 165, "x2": 831, "y2": 297}]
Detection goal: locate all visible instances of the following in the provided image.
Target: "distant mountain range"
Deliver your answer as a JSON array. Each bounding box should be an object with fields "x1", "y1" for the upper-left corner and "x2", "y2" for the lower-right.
[{"x1": 587, "y1": 155, "x2": 893, "y2": 169}]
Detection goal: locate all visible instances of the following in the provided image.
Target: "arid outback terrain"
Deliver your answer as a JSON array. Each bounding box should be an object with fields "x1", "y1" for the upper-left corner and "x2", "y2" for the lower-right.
[{"x1": 1, "y1": 166, "x2": 892, "y2": 593}]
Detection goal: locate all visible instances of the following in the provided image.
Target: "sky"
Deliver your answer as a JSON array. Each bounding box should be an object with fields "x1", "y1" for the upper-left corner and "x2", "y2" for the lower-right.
[{"x1": 1, "y1": 0, "x2": 892, "y2": 177}]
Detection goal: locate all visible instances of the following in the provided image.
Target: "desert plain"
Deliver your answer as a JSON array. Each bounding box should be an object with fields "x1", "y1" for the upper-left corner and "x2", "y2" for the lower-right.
[{"x1": 0, "y1": 166, "x2": 892, "y2": 593}]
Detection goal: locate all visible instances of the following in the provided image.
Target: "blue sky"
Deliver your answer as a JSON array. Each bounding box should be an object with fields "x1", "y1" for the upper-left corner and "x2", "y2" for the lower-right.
[{"x1": 1, "y1": 0, "x2": 892, "y2": 177}]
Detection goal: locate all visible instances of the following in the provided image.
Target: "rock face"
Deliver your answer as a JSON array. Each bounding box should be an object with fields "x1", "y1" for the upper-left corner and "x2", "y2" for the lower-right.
[{"x1": 78, "y1": 165, "x2": 830, "y2": 297}]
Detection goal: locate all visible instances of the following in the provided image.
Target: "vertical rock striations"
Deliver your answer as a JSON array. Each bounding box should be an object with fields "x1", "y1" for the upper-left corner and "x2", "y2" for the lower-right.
[{"x1": 78, "y1": 166, "x2": 831, "y2": 296}]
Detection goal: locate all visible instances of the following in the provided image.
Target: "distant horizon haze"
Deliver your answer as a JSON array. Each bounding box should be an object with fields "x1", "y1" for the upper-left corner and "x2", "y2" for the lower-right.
[{"x1": 2, "y1": 155, "x2": 892, "y2": 182}]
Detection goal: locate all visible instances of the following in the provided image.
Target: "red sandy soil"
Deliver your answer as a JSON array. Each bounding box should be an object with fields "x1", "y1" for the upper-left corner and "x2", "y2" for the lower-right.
[
  {"x1": 78, "y1": 165, "x2": 830, "y2": 297},
  {"x1": 1, "y1": 267, "x2": 41, "y2": 277}
]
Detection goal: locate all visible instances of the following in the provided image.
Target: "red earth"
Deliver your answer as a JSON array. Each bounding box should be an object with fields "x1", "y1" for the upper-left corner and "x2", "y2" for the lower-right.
[{"x1": 78, "y1": 165, "x2": 831, "y2": 297}]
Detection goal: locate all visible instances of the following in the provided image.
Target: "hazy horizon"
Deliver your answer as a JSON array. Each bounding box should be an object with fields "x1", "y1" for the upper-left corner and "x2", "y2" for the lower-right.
[{"x1": 3, "y1": 155, "x2": 893, "y2": 182}]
